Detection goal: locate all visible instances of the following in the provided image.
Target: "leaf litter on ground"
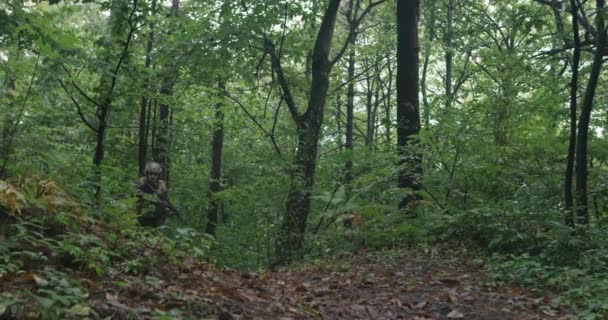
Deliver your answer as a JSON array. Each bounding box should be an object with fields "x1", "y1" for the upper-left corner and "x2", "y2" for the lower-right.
[{"x1": 0, "y1": 246, "x2": 572, "y2": 319}]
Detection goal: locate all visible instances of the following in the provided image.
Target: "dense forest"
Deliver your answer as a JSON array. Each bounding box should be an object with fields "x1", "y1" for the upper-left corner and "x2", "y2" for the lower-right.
[{"x1": 1, "y1": 0, "x2": 608, "y2": 318}]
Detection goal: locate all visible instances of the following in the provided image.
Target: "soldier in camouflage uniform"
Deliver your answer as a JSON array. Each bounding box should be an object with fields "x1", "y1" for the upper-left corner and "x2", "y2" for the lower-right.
[{"x1": 135, "y1": 162, "x2": 169, "y2": 227}]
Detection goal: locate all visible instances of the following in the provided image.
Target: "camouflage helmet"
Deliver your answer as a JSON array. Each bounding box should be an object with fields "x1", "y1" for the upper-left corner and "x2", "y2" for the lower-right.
[{"x1": 144, "y1": 161, "x2": 163, "y2": 175}]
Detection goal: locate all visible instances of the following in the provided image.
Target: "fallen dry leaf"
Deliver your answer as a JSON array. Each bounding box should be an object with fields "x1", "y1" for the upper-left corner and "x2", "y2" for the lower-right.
[
  {"x1": 440, "y1": 278, "x2": 461, "y2": 286},
  {"x1": 447, "y1": 309, "x2": 465, "y2": 318},
  {"x1": 414, "y1": 300, "x2": 427, "y2": 310},
  {"x1": 32, "y1": 274, "x2": 48, "y2": 287}
]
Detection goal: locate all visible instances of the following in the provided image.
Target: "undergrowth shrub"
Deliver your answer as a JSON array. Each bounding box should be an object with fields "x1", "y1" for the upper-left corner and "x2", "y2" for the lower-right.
[
  {"x1": 308, "y1": 201, "x2": 426, "y2": 259},
  {"x1": 0, "y1": 177, "x2": 215, "y2": 318},
  {"x1": 422, "y1": 201, "x2": 608, "y2": 319},
  {"x1": 431, "y1": 205, "x2": 555, "y2": 254}
]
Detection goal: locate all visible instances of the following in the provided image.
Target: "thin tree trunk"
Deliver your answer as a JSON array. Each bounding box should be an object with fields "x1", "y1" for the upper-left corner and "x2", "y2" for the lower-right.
[
  {"x1": 0, "y1": 76, "x2": 17, "y2": 179},
  {"x1": 344, "y1": 0, "x2": 361, "y2": 197},
  {"x1": 444, "y1": 0, "x2": 454, "y2": 109},
  {"x1": 156, "y1": 79, "x2": 172, "y2": 179},
  {"x1": 151, "y1": 100, "x2": 158, "y2": 159},
  {"x1": 494, "y1": 76, "x2": 513, "y2": 146},
  {"x1": 565, "y1": 0, "x2": 580, "y2": 229},
  {"x1": 335, "y1": 93, "x2": 343, "y2": 150},
  {"x1": 155, "y1": 0, "x2": 180, "y2": 185},
  {"x1": 575, "y1": 0, "x2": 605, "y2": 225},
  {"x1": 92, "y1": 0, "x2": 138, "y2": 202},
  {"x1": 206, "y1": 81, "x2": 226, "y2": 236},
  {"x1": 396, "y1": 0, "x2": 421, "y2": 209},
  {"x1": 365, "y1": 59, "x2": 380, "y2": 148},
  {"x1": 345, "y1": 37, "x2": 356, "y2": 197},
  {"x1": 370, "y1": 62, "x2": 381, "y2": 149},
  {"x1": 138, "y1": 0, "x2": 157, "y2": 175},
  {"x1": 0, "y1": 0, "x2": 23, "y2": 179},
  {"x1": 420, "y1": 0, "x2": 436, "y2": 129},
  {"x1": 383, "y1": 53, "x2": 393, "y2": 149}
]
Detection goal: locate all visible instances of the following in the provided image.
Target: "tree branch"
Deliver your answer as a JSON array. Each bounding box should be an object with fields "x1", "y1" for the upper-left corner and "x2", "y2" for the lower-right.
[
  {"x1": 264, "y1": 35, "x2": 302, "y2": 123},
  {"x1": 60, "y1": 63, "x2": 101, "y2": 107},
  {"x1": 108, "y1": 0, "x2": 139, "y2": 97},
  {"x1": 329, "y1": 0, "x2": 387, "y2": 68},
  {"x1": 204, "y1": 84, "x2": 283, "y2": 156},
  {"x1": 58, "y1": 79, "x2": 98, "y2": 132},
  {"x1": 533, "y1": 0, "x2": 595, "y2": 34}
]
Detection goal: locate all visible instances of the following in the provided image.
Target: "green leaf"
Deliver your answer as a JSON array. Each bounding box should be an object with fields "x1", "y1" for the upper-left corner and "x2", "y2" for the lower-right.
[
  {"x1": 36, "y1": 296, "x2": 54, "y2": 309},
  {"x1": 36, "y1": 38, "x2": 59, "y2": 59},
  {"x1": 66, "y1": 303, "x2": 90, "y2": 317}
]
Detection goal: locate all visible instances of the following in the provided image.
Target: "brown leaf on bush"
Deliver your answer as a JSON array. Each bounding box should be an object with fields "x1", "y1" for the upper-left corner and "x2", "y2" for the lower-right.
[{"x1": 0, "y1": 180, "x2": 27, "y2": 214}]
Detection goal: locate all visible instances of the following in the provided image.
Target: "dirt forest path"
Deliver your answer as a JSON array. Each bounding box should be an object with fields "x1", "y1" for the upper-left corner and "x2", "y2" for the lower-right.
[{"x1": 89, "y1": 248, "x2": 570, "y2": 319}]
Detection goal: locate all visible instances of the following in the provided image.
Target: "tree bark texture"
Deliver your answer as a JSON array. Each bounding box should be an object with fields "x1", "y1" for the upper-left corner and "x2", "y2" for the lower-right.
[
  {"x1": 206, "y1": 81, "x2": 226, "y2": 236},
  {"x1": 154, "y1": 0, "x2": 180, "y2": 185},
  {"x1": 138, "y1": 0, "x2": 157, "y2": 175},
  {"x1": 382, "y1": 53, "x2": 393, "y2": 149},
  {"x1": 396, "y1": 0, "x2": 422, "y2": 209},
  {"x1": 575, "y1": 0, "x2": 605, "y2": 225},
  {"x1": 444, "y1": 0, "x2": 454, "y2": 109},
  {"x1": 365, "y1": 60, "x2": 380, "y2": 148},
  {"x1": 0, "y1": 76, "x2": 17, "y2": 179},
  {"x1": 421, "y1": 1, "x2": 434, "y2": 130},
  {"x1": 92, "y1": 0, "x2": 138, "y2": 202},
  {"x1": 345, "y1": 26, "x2": 357, "y2": 197},
  {"x1": 565, "y1": 0, "x2": 580, "y2": 229},
  {"x1": 270, "y1": 0, "x2": 342, "y2": 266}
]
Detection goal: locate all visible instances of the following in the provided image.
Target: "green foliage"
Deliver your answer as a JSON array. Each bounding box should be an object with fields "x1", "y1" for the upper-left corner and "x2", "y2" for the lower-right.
[
  {"x1": 0, "y1": 293, "x2": 20, "y2": 318},
  {"x1": 427, "y1": 202, "x2": 608, "y2": 319},
  {"x1": 0, "y1": 177, "x2": 216, "y2": 317},
  {"x1": 58, "y1": 232, "x2": 116, "y2": 276},
  {"x1": 2, "y1": 2, "x2": 608, "y2": 319},
  {"x1": 167, "y1": 227, "x2": 216, "y2": 261},
  {"x1": 488, "y1": 251, "x2": 608, "y2": 320},
  {"x1": 28, "y1": 269, "x2": 87, "y2": 319},
  {"x1": 432, "y1": 206, "x2": 550, "y2": 254}
]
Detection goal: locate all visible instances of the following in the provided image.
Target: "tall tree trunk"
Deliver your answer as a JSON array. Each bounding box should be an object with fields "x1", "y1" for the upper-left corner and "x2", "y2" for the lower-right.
[
  {"x1": 268, "y1": 0, "x2": 342, "y2": 266},
  {"x1": 344, "y1": 0, "x2": 362, "y2": 197},
  {"x1": 382, "y1": 53, "x2": 393, "y2": 149},
  {"x1": 575, "y1": 0, "x2": 605, "y2": 225},
  {"x1": 396, "y1": 0, "x2": 421, "y2": 209},
  {"x1": 565, "y1": 0, "x2": 580, "y2": 229},
  {"x1": 269, "y1": 0, "x2": 384, "y2": 265},
  {"x1": 345, "y1": 34, "x2": 357, "y2": 197},
  {"x1": 206, "y1": 81, "x2": 226, "y2": 236},
  {"x1": 444, "y1": 0, "x2": 454, "y2": 109},
  {"x1": 0, "y1": 75, "x2": 17, "y2": 179},
  {"x1": 155, "y1": 0, "x2": 180, "y2": 185},
  {"x1": 156, "y1": 78, "x2": 172, "y2": 181},
  {"x1": 370, "y1": 63, "x2": 381, "y2": 148},
  {"x1": 365, "y1": 59, "x2": 379, "y2": 148},
  {"x1": 0, "y1": 5, "x2": 31, "y2": 179},
  {"x1": 494, "y1": 76, "x2": 513, "y2": 146},
  {"x1": 138, "y1": 0, "x2": 157, "y2": 175},
  {"x1": 420, "y1": 0, "x2": 434, "y2": 130},
  {"x1": 335, "y1": 93, "x2": 343, "y2": 150},
  {"x1": 92, "y1": 0, "x2": 137, "y2": 202}
]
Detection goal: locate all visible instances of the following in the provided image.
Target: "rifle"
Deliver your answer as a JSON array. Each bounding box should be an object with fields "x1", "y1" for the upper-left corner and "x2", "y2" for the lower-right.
[
  {"x1": 156, "y1": 198, "x2": 190, "y2": 225},
  {"x1": 138, "y1": 186, "x2": 188, "y2": 224}
]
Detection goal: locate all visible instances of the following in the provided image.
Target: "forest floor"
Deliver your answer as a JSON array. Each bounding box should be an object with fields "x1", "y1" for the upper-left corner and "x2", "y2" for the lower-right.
[
  {"x1": 8, "y1": 246, "x2": 567, "y2": 320},
  {"x1": 0, "y1": 180, "x2": 574, "y2": 319}
]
